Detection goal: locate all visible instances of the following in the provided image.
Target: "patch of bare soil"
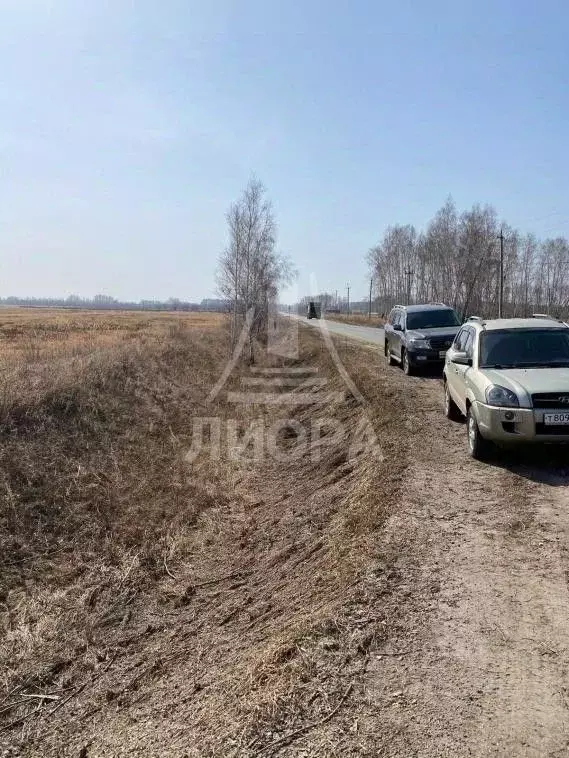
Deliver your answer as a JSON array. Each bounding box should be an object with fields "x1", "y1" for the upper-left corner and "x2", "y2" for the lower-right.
[{"x1": 362, "y1": 368, "x2": 569, "y2": 757}]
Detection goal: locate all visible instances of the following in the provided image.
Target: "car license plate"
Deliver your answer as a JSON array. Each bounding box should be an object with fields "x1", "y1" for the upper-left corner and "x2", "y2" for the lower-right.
[
  {"x1": 438, "y1": 350, "x2": 447, "y2": 359},
  {"x1": 544, "y1": 412, "x2": 569, "y2": 425}
]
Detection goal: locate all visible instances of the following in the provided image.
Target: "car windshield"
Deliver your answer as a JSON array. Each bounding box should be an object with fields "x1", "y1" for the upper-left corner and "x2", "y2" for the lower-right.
[
  {"x1": 480, "y1": 329, "x2": 569, "y2": 368},
  {"x1": 406, "y1": 309, "x2": 461, "y2": 330}
]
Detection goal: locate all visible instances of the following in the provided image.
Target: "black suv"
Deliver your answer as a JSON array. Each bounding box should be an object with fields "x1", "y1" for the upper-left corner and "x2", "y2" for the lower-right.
[{"x1": 384, "y1": 303, "x2": 461, "y2": 375}]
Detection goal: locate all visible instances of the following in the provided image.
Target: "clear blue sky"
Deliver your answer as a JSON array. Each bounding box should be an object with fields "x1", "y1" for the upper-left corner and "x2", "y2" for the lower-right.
[{"x1": 2, "y1": 1, "x2": 569, "y2": 302}]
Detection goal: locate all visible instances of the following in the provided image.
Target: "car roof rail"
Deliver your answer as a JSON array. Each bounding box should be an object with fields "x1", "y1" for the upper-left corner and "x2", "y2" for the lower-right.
[
  {"x1": 531, "y1": 313, "x2": 569, "y2": 329},
  {"x1": 466, "y1": 315, "x2": 483, "y2": 322},
  {"x1": 532, "y1": 312, "x2": 560, "y2": 321}
]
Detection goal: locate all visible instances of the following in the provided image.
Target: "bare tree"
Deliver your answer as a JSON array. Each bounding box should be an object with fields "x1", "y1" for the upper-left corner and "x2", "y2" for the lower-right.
[
  {"x1": 366, "y1": 198, "x2": 569, "y2": 319},
  {"x1": 367, "y1": 224, "x2": 417, "y2": 312},
  {"x1": 217, "y1": 178, "x2": 292, "y2": 361}
]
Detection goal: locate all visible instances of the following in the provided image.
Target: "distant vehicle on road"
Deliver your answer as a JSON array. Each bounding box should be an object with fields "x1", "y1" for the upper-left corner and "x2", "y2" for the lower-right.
[
  {"x1": 384, "y1": 303, "x2": 461, "y2": 375},
  {"x1": 444, "y1": 315, "x2": 569, "y2": 459},
  {"x1": 307, "y1": 301, "x2": 322, "y2": 319}
]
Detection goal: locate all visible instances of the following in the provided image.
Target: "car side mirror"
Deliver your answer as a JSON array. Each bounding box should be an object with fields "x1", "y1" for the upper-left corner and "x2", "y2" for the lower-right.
[
  {"x1": 393, "y1": 323, "x2": 402, "y2": 332},
  {"x1": 451, "y1": 351, "x2": 472, "y2": 366}
]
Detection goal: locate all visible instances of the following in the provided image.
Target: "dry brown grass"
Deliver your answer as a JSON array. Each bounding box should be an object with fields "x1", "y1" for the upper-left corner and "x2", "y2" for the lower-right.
[
  {"x1": 0, "y1": 307, "x2": 222, "y2": 361},
  {"x1": 324, "y1": 313, "x2": 385, "y2": 328},
  {"x1": 0, "y1": 311, "x2": 228, "y2": 685},
  {"x1": 0, "y1": 311, "x2": 408, "y2": 757}
]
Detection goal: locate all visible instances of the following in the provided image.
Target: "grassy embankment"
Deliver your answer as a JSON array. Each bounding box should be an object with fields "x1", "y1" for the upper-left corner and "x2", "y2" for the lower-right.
[
  {"x1": 0, "y1": 308, "x2": 406, "y2": 756},
  {"x1": 324, "y1": 313, "x2": 385, "y2": 328}
]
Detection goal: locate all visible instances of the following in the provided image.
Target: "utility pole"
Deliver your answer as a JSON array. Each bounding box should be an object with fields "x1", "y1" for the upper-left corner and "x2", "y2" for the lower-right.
[
  {"x1": 498, "y1": 228, "x2": 504, "y2": 318},
  {"x1": 346, "y1": 283, "x2": 350, "y2": 315},
  {"x1": 368, "y1": 278, "x2": 373, "y2": 319},
  {"x1": 405, "y1": 269, "x2": 414, "y2": 305}
]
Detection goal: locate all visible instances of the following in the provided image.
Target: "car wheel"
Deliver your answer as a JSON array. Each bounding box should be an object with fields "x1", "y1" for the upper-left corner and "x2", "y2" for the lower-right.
[
  {"x1": 444, "y1": 381, "x2": 461, "y2": 421},
  {"x1": 402, "y1": 349, "x2": 414, "y2": 375},
  {"x1": 466, "y1": 407, "x2": 491, "y2": 460}
]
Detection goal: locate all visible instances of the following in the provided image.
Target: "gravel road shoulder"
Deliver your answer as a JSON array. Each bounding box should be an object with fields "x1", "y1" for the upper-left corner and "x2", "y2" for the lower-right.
[{"x1": 365, "y1": 362, "x2": 569, "y2": 757}]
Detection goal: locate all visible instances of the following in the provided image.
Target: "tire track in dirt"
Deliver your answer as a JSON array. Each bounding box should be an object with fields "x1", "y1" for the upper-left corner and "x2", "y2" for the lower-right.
[{"x1": 366, "y1": 367, "x2": 569, "y2": 757}]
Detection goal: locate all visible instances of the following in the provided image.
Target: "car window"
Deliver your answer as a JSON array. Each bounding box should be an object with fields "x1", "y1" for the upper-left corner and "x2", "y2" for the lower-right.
[
  {"x1": 392, "y1": 311, "x2": 402, "y2": 328},
  {"x1": 464, "y1": 329, "x2": 474, "y2": 358},
  {"x1": 452, "y1": 328, "x2": 468, "y2": 351},
  {"x1": 387, "y1": 309, "x2": 395, "y2": 325},
  {"x1": 479, "y1": 328, "x2": 569, "y2": 368},
  {"x1": 406, "y1": 309, "x2": 461, "y2": 330}
]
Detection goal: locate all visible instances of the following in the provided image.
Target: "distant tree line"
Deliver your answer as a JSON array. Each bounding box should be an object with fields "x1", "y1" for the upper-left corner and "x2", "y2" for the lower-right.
[
  {"x1": 367, "y1": 197, "x2": 569, "y2": 319},
  {"x1": 296, "y1": 293, "x2": 374, "y2": 316},
  {"x1": 0, "y1": 295, "x2": 231, "y2": 312}
]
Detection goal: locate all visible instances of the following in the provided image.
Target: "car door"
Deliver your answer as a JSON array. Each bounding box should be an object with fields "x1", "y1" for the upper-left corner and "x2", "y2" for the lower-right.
[
  {"x1": 386, "y1": 309, "x2": 401, "y2": 357},
  {"x1": 454, "y1": 329, "x2": 475, "y2": 413},
  {"x1": 446, "y1": 327, "x2": 469, "y2": 406},
  {"x1": 447, "y1": 327, "x2": 473, "y2": 414},
  {"x1": 384, "y1": 309, "x2": 395, "y2": 352},
  {"x1": 392, "y1": 310, "x2": 404, "y2": 360}
]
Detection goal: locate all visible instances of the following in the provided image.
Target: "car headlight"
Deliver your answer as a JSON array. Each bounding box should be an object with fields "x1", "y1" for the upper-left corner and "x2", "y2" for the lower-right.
[
  {"x1": 485, "y1": 385, "x2": 519, "y2": 407},
  {"x1": 407, "y1": 338, "x2": 430, "y2": 349}
]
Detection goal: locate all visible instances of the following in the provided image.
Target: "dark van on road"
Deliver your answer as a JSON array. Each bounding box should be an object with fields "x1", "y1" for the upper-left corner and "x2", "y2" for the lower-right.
[
  {"x1": 384, "y1": 303, "x2": 461, "y2": 375},
  {"x1": 307, "y1": 301, "x2": 322, "y2": 319}
]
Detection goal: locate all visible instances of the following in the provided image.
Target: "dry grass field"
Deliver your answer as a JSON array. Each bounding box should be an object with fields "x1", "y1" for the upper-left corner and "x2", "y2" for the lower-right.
[
  {"x1": 0, "y1": 309, "x2": 232, "y2": 745},
  {"x1": 0, "y1": 307, "x2": 223, "y2": 361},
  {"x1": 0, "y1": 307, "x2": 395, "y2": 756},
  {"x1": 0, "y1": 308, "x2": 223, "y2": 423}
]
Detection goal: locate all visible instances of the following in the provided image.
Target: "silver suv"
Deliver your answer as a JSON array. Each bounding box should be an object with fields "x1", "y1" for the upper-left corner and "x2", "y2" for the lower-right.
[{"x1": 443, "y1": 315, "x2": 569, "y2": 459}]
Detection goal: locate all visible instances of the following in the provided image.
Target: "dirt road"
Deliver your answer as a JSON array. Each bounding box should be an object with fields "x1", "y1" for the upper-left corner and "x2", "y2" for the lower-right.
[
  {"x1": 288, "y1": 313, "x2": 385, "y2": 348},
  {"x1": 360, "y1": 355, "x2": 569, "y2": 756},
  {"x1": 292, "y1": 316, "x2": 569, "y2": 754}
]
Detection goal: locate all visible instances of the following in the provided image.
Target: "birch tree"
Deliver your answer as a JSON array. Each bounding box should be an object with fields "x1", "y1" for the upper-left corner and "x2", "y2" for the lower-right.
[
  {"x1": 366, "y1": 198, "x2": 569, "y2": 319},
  {"x1": 217, "y1": 178, "x2": 291, "y2": 360}
]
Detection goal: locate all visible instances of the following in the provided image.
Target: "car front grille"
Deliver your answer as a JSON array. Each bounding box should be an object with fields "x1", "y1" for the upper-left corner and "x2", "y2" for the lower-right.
[
  {"x1": 429, "y1": 337, "x2": 454, "y2": 350},
  {"x1": 532, "y1": 392, "x2": 569, "y2": 408}
]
